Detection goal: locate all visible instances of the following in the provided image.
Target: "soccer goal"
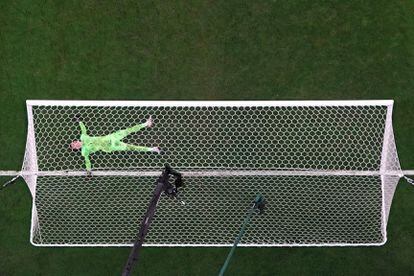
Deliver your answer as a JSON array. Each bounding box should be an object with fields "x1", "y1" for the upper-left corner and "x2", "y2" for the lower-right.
[{"x1": 8, "y1": 100, "x2": 410, "y2": 247}]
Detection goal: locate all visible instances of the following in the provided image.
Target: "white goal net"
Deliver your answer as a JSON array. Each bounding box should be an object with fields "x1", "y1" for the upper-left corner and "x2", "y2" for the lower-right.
[{"x1": 21, "y1": 100, "x2": 402, "y2": 247}]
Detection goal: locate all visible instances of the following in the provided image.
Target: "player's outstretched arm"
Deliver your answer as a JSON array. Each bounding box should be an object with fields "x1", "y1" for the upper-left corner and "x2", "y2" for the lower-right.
[
  {"x1": 83, "y1": 153, "x2": 92, "y2": 172},
  {"x1": 79, "y1": 121, "x2": 88, "y2": 135}
]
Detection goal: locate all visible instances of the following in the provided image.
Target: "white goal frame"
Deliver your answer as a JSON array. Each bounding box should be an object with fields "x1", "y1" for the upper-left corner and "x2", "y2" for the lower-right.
[{"x1": 16, "y1": 99, "x2": 404, "y2": 247}]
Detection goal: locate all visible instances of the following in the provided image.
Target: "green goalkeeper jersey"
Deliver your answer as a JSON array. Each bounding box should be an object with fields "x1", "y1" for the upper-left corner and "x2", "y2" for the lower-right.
[
  {"x1": 79, "y1": 121, "x2": 151, "y2": 171},
  {"x1": 79, "y1": 122, "x2": 112, "y2": 170}
]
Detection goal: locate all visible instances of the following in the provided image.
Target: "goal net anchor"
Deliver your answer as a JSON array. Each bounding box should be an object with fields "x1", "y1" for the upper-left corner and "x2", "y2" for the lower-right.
[
  {"x1": 403, "y1": 175, "x2": 414, "y2": 186},
  {"x1": 0, "y1": 174, "x2": 21, "y2": 191},
  {"x1": 122, "y1": 164, "x2": 184, "y2": 276}
]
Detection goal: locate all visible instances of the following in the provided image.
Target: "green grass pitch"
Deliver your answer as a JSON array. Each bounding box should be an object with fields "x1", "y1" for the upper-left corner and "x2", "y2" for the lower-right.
[{"x1": 1, "y1": 1, "x2": 414, "y2": 275}]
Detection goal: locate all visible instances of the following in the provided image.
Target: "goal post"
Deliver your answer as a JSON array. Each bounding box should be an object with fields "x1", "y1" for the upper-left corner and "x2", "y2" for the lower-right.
[{"x1": 19, "y1": 100, "x2": 403, "y2": 247}]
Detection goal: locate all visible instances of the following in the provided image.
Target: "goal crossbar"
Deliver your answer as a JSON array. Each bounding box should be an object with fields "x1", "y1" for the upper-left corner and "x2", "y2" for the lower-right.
[{"x1": 26, "y1": 99, "x2": 394, "y2": 107}]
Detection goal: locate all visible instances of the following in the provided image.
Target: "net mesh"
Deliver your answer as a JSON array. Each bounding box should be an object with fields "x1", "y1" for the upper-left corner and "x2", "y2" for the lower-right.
[{"x1": 22, "y1": 101, "x2": 402, "y2": 246}]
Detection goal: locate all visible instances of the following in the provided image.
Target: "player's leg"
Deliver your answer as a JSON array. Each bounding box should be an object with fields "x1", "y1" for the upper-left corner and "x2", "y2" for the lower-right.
[
  {"x1": 112, "y1": 116, "x2": 154, "y2": 140},
  {"x1": 114, "y1": 142, "x2": 160, "y2": 154}
]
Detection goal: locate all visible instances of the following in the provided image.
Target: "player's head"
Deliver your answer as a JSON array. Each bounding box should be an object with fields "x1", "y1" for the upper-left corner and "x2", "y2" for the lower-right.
[{"x1": 70, "y1": 140, "x2": 82, "y2": 151}]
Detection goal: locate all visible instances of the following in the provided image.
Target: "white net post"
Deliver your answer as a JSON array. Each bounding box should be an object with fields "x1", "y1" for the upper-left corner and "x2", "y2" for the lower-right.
[
  {"x1": 379, "y1": 104, "x2": 402, "y2": 228},
  {"x1": 21, "y1": 100, "x2": 403, "y2": 247},
  {"x1": 22, "y1": 103, "x2": 42, "y2": 245}
]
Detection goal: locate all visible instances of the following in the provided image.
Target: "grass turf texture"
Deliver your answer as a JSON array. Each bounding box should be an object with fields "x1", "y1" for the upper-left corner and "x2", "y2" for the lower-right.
[{"x1": 0, "y1": 0, "x2": 414, "y2": 275}]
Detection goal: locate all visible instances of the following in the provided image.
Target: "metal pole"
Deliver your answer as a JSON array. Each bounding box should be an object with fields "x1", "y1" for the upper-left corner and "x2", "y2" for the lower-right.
[
  {"x1": 218, "y1": 206, "x2": 256, "y2": 276},
  {"x1": 122, "y1": 179, "x2": 165, "y2": 276},
  {"x1": 121, "y1": 165, "x2": 183, "y2": 276},
  {"x1": 218, "y1": 194, "x2": 264, "y2": 276}
]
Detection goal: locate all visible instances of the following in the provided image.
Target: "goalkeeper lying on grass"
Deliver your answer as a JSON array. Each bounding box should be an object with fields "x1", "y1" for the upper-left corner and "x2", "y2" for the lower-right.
[{"x1": 70, "y1": 116, "x2": 160, "y2": 172}]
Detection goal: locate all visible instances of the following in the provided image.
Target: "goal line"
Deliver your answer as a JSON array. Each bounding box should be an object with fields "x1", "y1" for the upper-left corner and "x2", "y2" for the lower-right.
[{"x1": 1, "y1": 169, "x2": 412, "y2": 177}]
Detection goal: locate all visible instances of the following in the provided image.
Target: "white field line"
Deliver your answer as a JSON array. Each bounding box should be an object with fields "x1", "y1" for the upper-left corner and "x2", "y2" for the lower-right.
[{"x1": 1, "y1": 169, "x2": 413, "y2": 177}]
